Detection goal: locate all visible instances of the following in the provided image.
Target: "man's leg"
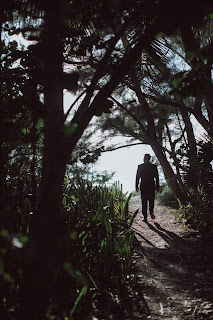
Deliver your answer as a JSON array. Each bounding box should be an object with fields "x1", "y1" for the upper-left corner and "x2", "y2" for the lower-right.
[
  {"x1": 149, "y1": 191, "x2": 155, "y2": 219},
  {"x1": 141, "y1": 191, "x2": 148, "y2": 222}
]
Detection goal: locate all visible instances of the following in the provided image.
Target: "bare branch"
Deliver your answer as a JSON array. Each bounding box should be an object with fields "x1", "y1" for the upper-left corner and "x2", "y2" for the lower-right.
[
  {"x1": 144, "y1": 93, "x2": 183, "y2": 109},
  {"x1": 110, "y1": 95, "x2": 147, "y2": 135},
  {"x1": 64, "y1": 88, "x2": 87, "y2": 120},
  {"x1": 103, "y1": 142, "x2": 144, "y2": 153}
]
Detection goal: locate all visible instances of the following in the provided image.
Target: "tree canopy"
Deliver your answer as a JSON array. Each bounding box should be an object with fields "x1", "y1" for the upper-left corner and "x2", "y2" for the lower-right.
[{"x1": 1, "y1": 1, "x2": 213, "y2": 319}]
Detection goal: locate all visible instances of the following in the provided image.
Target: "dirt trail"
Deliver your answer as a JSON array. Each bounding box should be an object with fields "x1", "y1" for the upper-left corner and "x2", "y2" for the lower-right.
[{"x1": 130, "y1": 194, "x2": 213, "y2": 320}]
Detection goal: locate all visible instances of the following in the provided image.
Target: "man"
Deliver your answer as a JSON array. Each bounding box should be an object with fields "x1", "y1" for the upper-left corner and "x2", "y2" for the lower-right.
[{"x1": 135, "y1": 154, "x2": 159, "y2": 222}]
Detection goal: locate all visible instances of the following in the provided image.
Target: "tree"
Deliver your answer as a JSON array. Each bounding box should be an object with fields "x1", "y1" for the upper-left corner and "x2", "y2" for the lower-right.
[
  {"x1": 1, "y1": 1, "x2": 213, "y2": 319},
  {"x1": 0, "y1": 16, "x2": 44, "y2": 230},
  {"x1": 93, "y1": 13, "x2": 213, "y2": 202}
]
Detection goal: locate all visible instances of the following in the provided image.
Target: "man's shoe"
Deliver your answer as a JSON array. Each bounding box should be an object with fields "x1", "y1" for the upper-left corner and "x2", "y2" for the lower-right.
[
  {"x1": 143, "y1": 218, "x2": 147, "y2": 223},
  {"x1": 150, "y1": 212, "x2": 155, "y2": 220}
]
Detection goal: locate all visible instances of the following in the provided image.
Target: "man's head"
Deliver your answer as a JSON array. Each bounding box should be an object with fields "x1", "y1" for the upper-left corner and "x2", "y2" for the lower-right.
[{"x1": 144, "y1": 153, "x2": 151, "y2": 162}]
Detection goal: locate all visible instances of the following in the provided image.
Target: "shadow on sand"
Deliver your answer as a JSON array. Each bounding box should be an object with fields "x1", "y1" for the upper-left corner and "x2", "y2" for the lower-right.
[{"x1": 130, "y1": 220, "x2": 213, "y2": 319}]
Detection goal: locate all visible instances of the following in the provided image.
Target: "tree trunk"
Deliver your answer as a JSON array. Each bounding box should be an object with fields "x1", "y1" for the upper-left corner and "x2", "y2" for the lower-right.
[
  {"x1": 180, "y1": 26, "x2": 213, "y2": 139},
  {"x1": 204, "y1": 90, "x2": 213, "y2": 139},
  {"x1": 191, "y1": 105, "x2": 211, "y2": 135},
  {"x1": 20, "y1": 1, "x2": 66, "y2": 319},
  {"x1": 151, "y1": 138, "x2": 184, "y2": 200},
  {"x1": 0, "y1": 11, "x2": 6, "y2": 229},
  {"x1": 134, "y1": 85, "x2": 185, "y2": 200},
  {"x1": 165, "y1": 122, "x2": 183, "y2": 185},
  {"x1": 179, "y1": 103, "x2": 197, "y2": 160},
  {"x1": 31, "y1": 99, "x2": 37, "y2": 217}
]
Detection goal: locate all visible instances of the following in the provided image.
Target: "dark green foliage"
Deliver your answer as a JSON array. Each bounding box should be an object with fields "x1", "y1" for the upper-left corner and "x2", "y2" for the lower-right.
[
  {"x1": 156, "y1": 184, "x2": 177, "y2": 207},
  {"x1": 172, "y1": 199, "x2": 209, "y2": 231},
  {"x1": 0, "y1": 230, "x2": 28, "y2": 319},
  {"x1": 0, "y1": 33, "x2": 44, "y2": 229},
  {"x1": 170, "y1": 68, "x2": 212, "y2": 98},
  {"x1": 63, "y1": 178, "x2": 137, "y2": 284},
  {"x1": 1, "y1": 1, "x2": 213, "y2": 319},
  {"x1": 0, "y1": 180, "x2": 137, "y2": 319},
  {"x1": 172, "y1": 138, "x2": 213, "y2": 231}
]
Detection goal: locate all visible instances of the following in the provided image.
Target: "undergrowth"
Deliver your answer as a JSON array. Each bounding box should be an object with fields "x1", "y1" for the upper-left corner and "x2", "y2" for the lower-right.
[{"x1": 0, "y1": 178, "x2": 138, "y2": 319}]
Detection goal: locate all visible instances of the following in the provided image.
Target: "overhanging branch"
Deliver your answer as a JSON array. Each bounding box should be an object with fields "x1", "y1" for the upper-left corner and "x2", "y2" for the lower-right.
[
  {"x1": 103, "y1": 142, "x2": 144, "y2": 153},
  {"x1": 110, "y1": 95, "x2": 147, "y2": 135}
]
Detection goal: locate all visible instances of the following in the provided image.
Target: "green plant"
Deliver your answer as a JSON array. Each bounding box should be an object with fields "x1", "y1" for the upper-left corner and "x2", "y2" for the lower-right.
[
  {"x1": 58, "y1": 178, "x2": 138, "y2": 318},
  {"x1": 156, "y1": 184, "x2": 177, "y2": 206},
  {"x1": 0, "y1": 178, "x2": 137, "y2": 320},
  {"x1": 172, "y1": 198, "x2": 208, "y2": 231},
  {"x1": 181, "y1": 137, "x2": 213, "y2": 231},
  {"x1": 63, "y1": 178, "x2": 137, "y2": 277}
]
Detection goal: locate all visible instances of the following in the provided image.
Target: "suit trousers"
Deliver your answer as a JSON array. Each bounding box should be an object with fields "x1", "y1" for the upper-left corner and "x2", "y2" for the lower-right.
[{"x1": 141, "y1": 190, "x2": 155, "y2": 220}]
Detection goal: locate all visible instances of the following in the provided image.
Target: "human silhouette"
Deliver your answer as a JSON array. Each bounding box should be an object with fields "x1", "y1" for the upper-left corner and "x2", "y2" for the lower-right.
[{"x1": 135, "y1": 154, "x2": 159, "y2": 222}]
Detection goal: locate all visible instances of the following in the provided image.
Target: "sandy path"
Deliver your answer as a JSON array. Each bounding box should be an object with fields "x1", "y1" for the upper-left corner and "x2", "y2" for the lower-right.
[{"x1": 130, "y1": 194, "x2": 213, "y2": 320}]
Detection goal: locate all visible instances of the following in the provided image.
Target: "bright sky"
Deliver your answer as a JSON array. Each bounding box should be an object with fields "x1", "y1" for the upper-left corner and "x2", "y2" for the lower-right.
[
  {"x1": 64, "y1": 92, "x2": 163, "y2": 194},
  {"x1": 9, "y1": 34, "x2": 162, "y2": 195},
  {"x1": 94, "y1": 141, "x2": 154, "y2": 194},
  {"x1": 64, "y1": 92, "x2": 153, "y2": 193},
  {"x1": 11, "y1": 32, "x2": 207, "y2": 194}
]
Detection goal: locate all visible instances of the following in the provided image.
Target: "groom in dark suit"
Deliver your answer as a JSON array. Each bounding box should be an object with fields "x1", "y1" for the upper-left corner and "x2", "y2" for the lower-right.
[{"x1": 135, "y1": 154, "x2": 159, "y2": 222}]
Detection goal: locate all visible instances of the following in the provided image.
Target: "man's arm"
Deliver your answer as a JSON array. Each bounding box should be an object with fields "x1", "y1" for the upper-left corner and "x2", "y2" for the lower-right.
[
  {"x1": 135, "y1": 165, "x2": 140, "y2": 191},
  {"x1": 155, "y1": 165, "x2": 160, "y2": 191}
]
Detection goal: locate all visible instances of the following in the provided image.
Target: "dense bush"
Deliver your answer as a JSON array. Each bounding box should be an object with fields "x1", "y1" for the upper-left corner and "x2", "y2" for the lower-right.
[
  {"x1": 171, "y1": 199, "x2": 209, "y2": 231},
  {"x1": 63, "y1": 178, "x2": 137, "y2": 280},
  {"x1": 178, "y1": 139, "x2": 213, "y2": 232},
  {"x1": 0, "y1": 179, "x2": 137, "y2": 319},
  {"x1": 156, "y1": 184, "x2": 177, "y2": 207}
]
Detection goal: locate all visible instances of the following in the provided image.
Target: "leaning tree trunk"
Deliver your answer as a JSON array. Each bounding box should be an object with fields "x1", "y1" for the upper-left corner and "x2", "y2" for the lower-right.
[
  {"x1": 165, "y1": 122, "x2": 183, "y2": 185},
  {"x1": 20, "y1": 1, "x2": 66, "y2": 319},
  {"x1": 181, "y1": 26, "x2": 213, "y2": 139},
  {"x1": 179, "y1": 103, "x2": 197, "y2": 160},
  {"x1": 203, "y1": 81, "x2": 213, "y2": 139},
  {"x1": 0, "y1": 11, "x2": 6, "y2": 229},
  {"x1": 151, "y1": 136, "x2": 185, "y2": 200},
  {"x1": 134, "y1": 85, "x2": 185, "y2": 201}
]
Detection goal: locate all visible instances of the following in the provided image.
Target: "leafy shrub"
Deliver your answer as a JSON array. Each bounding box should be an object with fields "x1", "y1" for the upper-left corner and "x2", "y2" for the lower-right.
[
  {"x1": 181, "y1": 138, "x2": 213, "y2": 231},
  {"x1": 130, "y1": 190, "x2": 138, "y2": 197},
  {"x1": 0, "y1": 179, "x2": 137, "y2": 319},
  {"x1": 56, "y1": 178, "x2": 137, "y2": 318},
  {"x1": 156, "y1": 184, "x2": 177, "y2": 206},
  {"x1": 63, "y1": 178, "x2": 137, "y2": 283},
  {"x1": 172, "y1": 199, "x2": 209, "y2": 231}
]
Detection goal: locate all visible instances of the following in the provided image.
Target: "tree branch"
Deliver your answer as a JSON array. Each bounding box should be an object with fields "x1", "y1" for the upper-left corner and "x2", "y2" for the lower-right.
[
  {"x1": 144, "y1": 93, "x2": 183, "y2": 109},
  {"x1": 64, "y1": 88, "x2": 87, "y2": 120},
  {"x1": 64, "y1": 22, "x2": 159, "y2": 157},
  {"x1": 110, "y1": 95, "x2": 147, "y2": 135},
  {"x1": 103, "y1": 142, "x2": 144, "y2": 153},
  {"x1": 68, "y1": 20, "x2": 132, "y2": 124}
]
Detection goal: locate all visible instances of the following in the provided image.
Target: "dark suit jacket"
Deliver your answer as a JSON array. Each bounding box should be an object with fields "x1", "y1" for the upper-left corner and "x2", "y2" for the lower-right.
[{"x1": 135, "y1": 161, "x2": 159, "y2": 192}]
